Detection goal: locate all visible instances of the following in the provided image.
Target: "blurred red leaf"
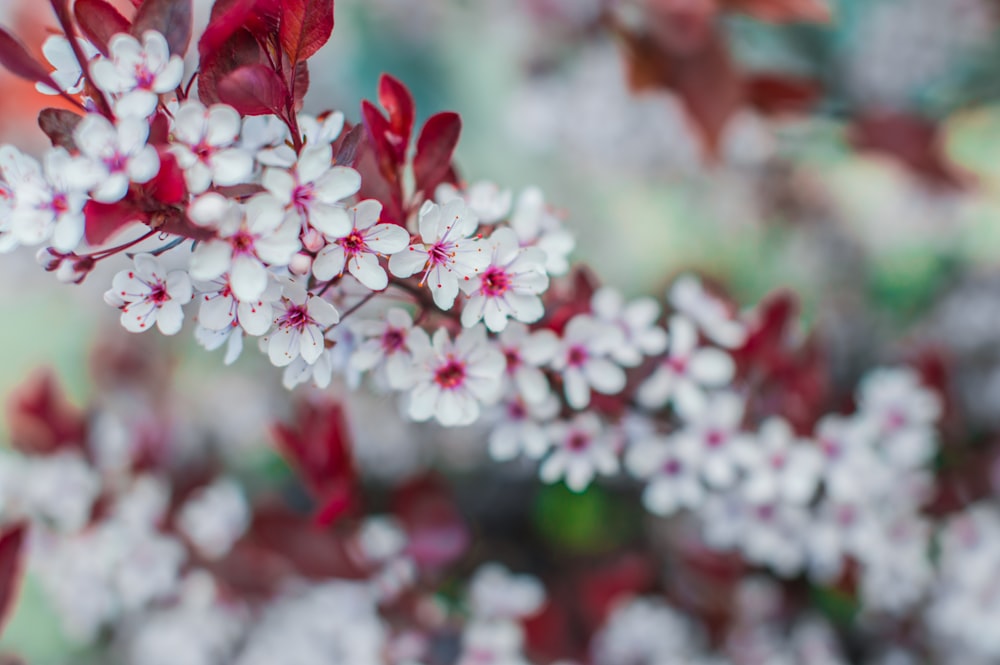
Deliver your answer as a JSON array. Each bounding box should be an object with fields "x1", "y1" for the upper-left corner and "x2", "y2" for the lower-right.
[
  {"x1": 37, "y1": 108, "x2": 82, "y2": 151},
  {"x1": 724, "y1": 0, "x2": 832, "y2": 22},
  {"x1": 84, "y1": 200, "x2": 148, "y2": 245},
  {"x1": 217, "y1": 64, "x2": 288, "y2": 116},
  {"x1": 291, "y1": 60, "x2": 309, "y2": 110},
  {"x1": 199, "y1": 0, "x2": 258, "y2": 61},
  {"x1": 0, "y1": 523, "x2": 26, "y2": 637},
  {"x1": 74, "y1": 0, "x2": 131, "y2": 55},
  {"x1": 271, "y1": 398, "x2": 358, "y2": 525},
  {"x1": 279, "y1": 0, "x2": 334, "y2": 64},
  {"x1": 6, "y1": 369, "x2": 87, "y2": 456},
  {"x1": 377, "y1": 73, "x2": 415, "y2": 163},
  {"x1": 746, "y1": 74, "x2": 821, "y2": 115},
  {"x1": 0, "y1": 27, "x2": 63, "y2": 90},
  {"x1": 392, "y1": 476, "x2": 469, "y2": 570},
  {"x1": 147, "y1": 150, "x2": 187, "y2": 204},
  {"x1": 132, "y1": 0, "x2": 193, "y2": 57},
  {"x1": 361, "y1": 100, "x2": 398, "y2": 181},
  {"x1": 333, "y1": 122, "x2": 364, "y2": 166},
  {"x1": 851, "y1": 112, "x2": 966, "y2": 187},
  {"x1": 413, "y1": 111, "x2": 461, "y2": 197}
]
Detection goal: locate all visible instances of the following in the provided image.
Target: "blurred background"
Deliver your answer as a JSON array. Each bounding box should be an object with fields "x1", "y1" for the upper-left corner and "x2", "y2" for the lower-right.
[{"x1": 2, "y1": 0, "x2": 1000, "y2": 659}]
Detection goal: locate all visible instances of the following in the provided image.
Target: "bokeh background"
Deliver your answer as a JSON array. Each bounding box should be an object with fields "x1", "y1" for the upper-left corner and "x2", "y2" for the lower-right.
[{"x1": 2, "y1": 0, "x2": 1000, "y2": 659}]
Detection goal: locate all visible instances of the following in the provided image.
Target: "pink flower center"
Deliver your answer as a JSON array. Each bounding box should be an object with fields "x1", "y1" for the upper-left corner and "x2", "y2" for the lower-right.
[
  {"x1": 503, "y1": 348, "x2": 521, "y2": 373},
  {"x1": 434, "y1": 357, "x2": 466, "y2": 390},
  {"x1": 427, "y1": 241, "x2": 454, "y2": 267},
  {"x1": 279, "y1": 304, "x2": 312, "y2": 331},
  {"x1": 194, "y1": 142, "x2": 215, "y2": 163},
  {"x1": 381, "y1": 328, "x2": 405, "y2": 353},
  {"x1": 705, "y1": 429, "x2": 725, "y2": 448},
  {"x1": 104, "y1": 151, "x2": 128, "y2": 174},
  {"x1": 662, "y1": 458, "x2": 682, "y2": 476},
  {"x1": 566, "y1": 345, "x2": 588, "y2": 368},
  {"x1": 820, "y1": 437, "x2": 840, "y2": 459},
  {"x1": 770, "y1": 453, "x2": 786, "y2": 469},
  {"x1": 49, "y1": 193, "x2": 69, "y2": 215},
  {"x1": 292, "y1": 183, "x2": 315, "y2": 212},
  {"x1": 148, "y1": 281, "x2": 169, "y2": 304},
  {"x1": 667, "y1": 355, "x2": 688, "y2": 374},
  {"x1": 885, "y1": 408, "x2": 907, "y2": 431},
  {"x1": 567, "y1": 432, "x2": 590, "y2": 452},
  {"x1": 231, "y1": 230, "x2": 256, "y2": 256},
  {"x1": 507, "y1": 400, "x2": 527, "y2": 420},
  {"x1": 756, "y1": 504, "x2": 776, "y2": 521},
  {"x1": 340, "y1": 230, "x2": 366, "y2": 256},
  {"x1": 133, "y1": 64, "x2": 156, "y2": 89},
  {"x1": 481, "y1": 266, "x2": 511, "y2": 297}
]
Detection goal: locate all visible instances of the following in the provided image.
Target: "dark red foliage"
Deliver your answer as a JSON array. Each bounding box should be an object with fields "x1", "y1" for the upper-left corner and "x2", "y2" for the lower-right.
[
  {"x1": 37, "y1": 108, "x2": 82, "y2": 151},
  {"x1": 413, "y1": 111, "x2": 462, "y2": 198},
  {"x1": 84, "y1": 200, "x2": 148, "y2": 245},
  {"x1": 133, "y1": 0, "x2": 193, "y2": 56},
  {"x1": 0, "y1": 27, "x2": 62, "y2": 90},
  {"x1": 147, "y1": 150, "x2": 188, "y2": 205},
  {"x1": 377, "y1": 74, "x2": 415, "y2": 163},
  {"x1": 279, "y1": 0, "x2": 335, "y2": 65},
  {"x1": 5, "y1": 369, "x2": 87, "y2": 457},
  {"x1": 745, "y1": 74, "x2": 822, "y2": 115},
  {"x1": 197, "y1": 26, "x2": 263, "y2": 106},
  {"x1": 198, "y1": 0, "x2": 260, "y2": 62},
  {"x1": 271, "y1": 398, "x2": 358, "y2": 526},
  {"x1": 74, "y1": 0, "x2": 131, "y2": 55},
  {"x1": 851, "y1": 112, "x2": 967, "y2": 188},
  {"x1": 391, "y1": 476, "x2": 470, "y2": 570},
  {"x1": 217, "y1": 64, "x2": 289, "y2": 117},
  {"x1": 723, "y1": 0, "x2": 832, "y2": 22},
  {"x1": 0, "y1": 524, "x2": 26, "y2": 638}
]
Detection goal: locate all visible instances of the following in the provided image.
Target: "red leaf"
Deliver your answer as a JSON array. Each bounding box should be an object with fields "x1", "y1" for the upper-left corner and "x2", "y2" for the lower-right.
[
  {"x1": 6, "y1": 369, "x2": 87, "y2": 456},
  {"x1": 84, "y1": 200, "x2": 148, "y2": 245},
  {"x1": 377, "y1": 74, "x2": 414, "y2": 162},
  {"x1": 291, "y1": 60, "x2": 309, "y2": 111},
  {"x1": 199, "y1": 0, "x2": 258, "y2": 61},
  {"x1": 0, "y1": 27, "x2": 62, "y2": 90},
  {"x1": 333, "y1": 122, "x2": 364, "y2": 166},
  {"x1": 279, "y1": 0, "x2": 334, "y2": 64},
  {"x1": 37, "y1": 108, "x2": 82, "y2": 151},
  {"x1": 850, "y1": 112, "x2": 966, "y2": 188},
  {"x1": 147, "y1": 150, "x2": 187, "y2": 204},
  {"x1": 196, "y1": 27, "x2": 263, "y2": 105},
  {"x1": 745, "y1": 74, "x2": 821, "y2": 115},
  {"x1": 0, "y1": 523, "x2": 26, "y2": 637},
  {"x1": 392, "y1": 476, "x2": 469, "y2": 570},
  {"x1": 360, "y1": 100, "x2": 397, "y2": 181},
  {"x1": 132, "y1": 0, "x2": 193, "y2": 56},
  {"x1": 74, "y1": 0, "x2": 131, "y2": 55},
  {"x1": 723, "y1": 0, "x2": 832, "y2": 23},
  {"x1": 271, "y1": 398, "x2": 357, "y2": 525},
  {"x1": 217, "y1": 64, "x2": 288, "y2": 116},
  {"x1": 413, "y1": 111, "x2": 461, "y2": 197}
]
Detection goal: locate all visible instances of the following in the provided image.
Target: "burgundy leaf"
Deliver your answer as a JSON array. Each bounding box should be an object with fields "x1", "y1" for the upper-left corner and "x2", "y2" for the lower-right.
[
  {"x1": 291, "y1": 60, "x2": 309, "y2": 111},
  {"x1": 723, "y1": 0, "x2": 832, "y2": 23},
  {"x1": 84, "y1": 200, "x2": 148, "y2": 245},
  {"x1": 199, "y1": 0, "x2": 258, "y2": 61},
  {"x1": 333, "y1": 122, "x2": 364, "y2": 166},
  {"x1": 37, "y1": 108, "x2": 82, "y2": 151},
  {"x1": 413, "y1": 111, "x2": 461, "y2": 197},
  {"x1": 745, "y1": 74, "x2": 821, "y2": 115},
  {"x1": 0, "y1": 27, "x2": 62, "y2": 89},
  {"x1": 851, "y1": 112, "x2": 966, "y2": 188},
  {"x1": 0, "y1": 523, "x2": 27, "y2": 637},
  {"x1": 360, "y1": 99, "x2": 398, "y2": 181},
  {"x1": 196, "y1": 27, "x2": 263, "y2": 105},
  {"x1": 133, "y1": 0, "x2": 193, "y2": 56},
  {"x1": 279, "y1": 0, "x2": 335, "y2": 65},
  {"x1": 6, "y1": 369, "x2": 87, "y2": 456},
  {"x1": 377, "y1": 73, "x2": 414, "y2": 162},
  {"x1": 147, "y1": 150, "x2": 187, "y2": 204},
  {"x1": 74, "y1": 0, "x2": 131, "y2": 55},
  {"x1": 392, "y1": 476, "x2": 469, "y2": 570},
  {"x1": 217, "y1": 63, "x2": 288, "y2": 116}
]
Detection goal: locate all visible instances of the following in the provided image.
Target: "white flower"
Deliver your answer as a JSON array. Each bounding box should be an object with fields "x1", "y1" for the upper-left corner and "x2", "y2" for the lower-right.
[
  {"x1": 177, "y1": 478, "x2": 250, "y2": 560},
  {"x1": 74, "y1": 114, "x2": 159, "y2": 203},
  {"x1": 669, "y1": 274, "x2": 747, "y2": 349},
  {"x1": 106, "y1": 254, "x2": 192, "y2": 334},
  {"x1": 406, "y1": 324, "x2": 505, "y2": 427},
  {"x1": 625, "y1": 434, "x2": 704, "y2": 516},
  {"x1": 496, "y1": 322, "x2": 558, "y2": 403},
  {"x1": 436, "y1": 180, "x2": 512, "y2": 224},
  {"x1": 460, "y1": 227, "x2": 549, "y2": 332},
  {"x1": 468, "y1": 564, "x2": 545, "y2": 620},
  {"x1": 388, "y1": 199, "x2": 489, "y2": 311},
  {"x1": 540, "y1": 413, "x2": 619, "y2": 492},
  {"x1": 488, "y1": 393, "x2": 559, "y2": 462},
  {"x1": 550, "y1": 314, "x2": 626, "y2": 409},
  {"x1": 170, "y1": 101, "x2": 254, "y2": 193},
  {"x1": 91, "y1": 31, "x2": 184, "y2": 117},
  {"x1": 350, "y1": 307, "x2": 419, "y2": 390},
  {"x1": 673, "y1": 391, "x2": 753, "y2": 489},
  {"x1": 256, "y1": 111, "x2": 344, "y2": 166},
  {"x1": 856, "y1": 367, "x2": 941, "y2": 469},
  {"x1": 813, "y1": 414, "x2": 886, "y2": 501},
  {"x1": 36, "y1": 35, "x2": 99, "y2": 95},
  {"x1": 590, "y1": 287, "x2": 668, "y2": 367},
  {"x1": 194, "y1": 323, "x2": 244, "y2": 365},
  {"x1": 261, "y1": 282, "x2": 340, "y2": 367},
  {"x1": 263, "y1": 144, "x2": 361, "y2": 236},
  {"x1": 508, "y1": 187, "x2": 574, "y2": 275},
  {"x1": 312, "y1": 199, "x2": 410, "y2": 290},
  {"x1": 637, "y1": 314, "x2": 735, "y2": 412},
  {"x1": 188, "y1": 194, "x2": 300, "y2": 302},
  {"x1": 194, "y1": 273, "x2": 281, "y2": 337},
  {"x1": 738, "y1": 416, "x2": 822, "y2": 505}
]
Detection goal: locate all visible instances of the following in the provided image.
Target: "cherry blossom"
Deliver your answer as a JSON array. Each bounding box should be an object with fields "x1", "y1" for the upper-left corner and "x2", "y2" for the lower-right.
[
  {"x1": 388, "y1": 199, "x2": 489, "y2": 310},
  {"x1": 495, "y1": 322, "x2": 558, "y2": 404},
  {"x1": 590, "y1": 287, "x2": 668, "y2": 367},
  {"x1": 637, "y1": 314, "x2": 735, "y2": 412},
  {"x1": 263, "y1": 144, "x2": 361, "y2": 236},
  {"x1": 508, "y1": 187, "x2": 574, "y2": 275},
  {"x1": 550, "y1": 314, "x2": 626, "y2": 409},
  {"x1": 488, "y1": 393, "x2": 559, "y2": 462},
  {"x1": 856, "y1": 367, "x2": 942, "y2": 469},
  {"x1": 261, "y1": 282, "x2": 340, "y2": 367},
  {"x1": 312, "y1": 199, "x2": 410, "y2": 290},
  {"x1": 673, "y1": 391, "x2": 754, "y2": 489},
  {"x1": 436, "y1": 180, "x2": 513, "y2": 224},
  {"x1": 669, "y1": 274, "x2": 747, "y2": 349},
  {"x1": 257, "y1": 112, "x2": 345, "y2": 167},
  {"x1": 105, "y1": 254, "x2": 192, "y2": 335},
  {"x1": 194, "y1": 273, "x2": 281, "y2": 337},
  {"x1": 350, "y1": 307, "x2": 420, "y2": 390},
  {"x1": 170, "y1": 101, "x2": 254, "y2": 194},
  {"x1": 36, "y1": 35, "x2": 98, "y2": 96},
  {"x1": 194, "y1": 323, "x2": 244, "y2": 365},
  {"x1": 738, "y1": 416, "x2": 822, "y2": 505},
  {"x1": 540, "y1": 413, "x2": 619, "y2": 492},
  {"x1": 467, "y1": 564, "x2": 545, "y2": 620},
  {"x1": 90, "y1": 31, "x2": 185, "y2": 118},
  {"x1": 625, "y1": 433, "x2": 705, "y2": 516},
  {"x1": 176, "y1": 478, "x2": 249, "y2": 560},
  {"x1": 406, "y1": 324, "x2": 505, "y2": 427},
  {"x1": 73, "y1": 114, "x2": 160, "y2": 203},
  {"x1": 460, "y1": 227, "x2": 549, "y2": 332}
]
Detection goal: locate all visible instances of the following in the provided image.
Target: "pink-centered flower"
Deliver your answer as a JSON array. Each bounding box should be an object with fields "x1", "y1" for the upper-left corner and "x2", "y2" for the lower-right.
[
  {"x1": 90, "y1": 31, "x2": 184, "y2": 118},
  {"x1": 105, "y1": 254, "x2": 192, "y2": 335},
  {"x1": 460, "y1": 227, "x2": 549, "y2": 332},
  {"x1": 312, "y1": 200, "x2": 410, "y2": 291},
  {"x1": 625, "y1": 434, "x2": 704, "y2": 516},
  {"x1": 261, "y1": 282, "x2": 340, "y2": 367},
  {"x1": 550, "y1": 314, "x2": 626, "y2": 410},
  {"x1": 36, "y1": 35, "x2": 98, "y2": 96},
  {"x1": 263, "y1": 144, "x2": 361, "y2": 237},
  {"x1": 406, "y1": 325, "x2": 504, "y2": 427},
  {"x1": 73, "y1": 114, "x2": 159, "y2": 203},
  {"x1": 495, "y1": 322, "x2": 558, "y2": 404},
  {"x1": 350, "y1": 307, "x2": 419, "y2": 390},
  {"x1": 540, "y1": 413, "x2": 619, "y2": 492},
  {"x1": 170, "y1": 101, "x2": 254, "y2": 194},
  {"x1": 388, "y1": 199, "x2": 489, "y2": 311}
]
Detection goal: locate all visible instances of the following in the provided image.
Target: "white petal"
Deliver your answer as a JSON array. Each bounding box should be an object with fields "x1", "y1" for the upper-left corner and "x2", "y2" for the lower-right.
[
  {"x1": 155, "y1": 301, "x2": 185, "y2": 335},
  {"x1": 230, "y1": 256, "x2": 268, "y2": 302},
  {"x1": 190, "y1": 240, "x2": 232, "y2": 281},
  {"x1": 348, "y1": 252, "x2": 388, "y2": 291},
  {"x1": 388, "y1": 246, "x2": 427, "y2": 278}
]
